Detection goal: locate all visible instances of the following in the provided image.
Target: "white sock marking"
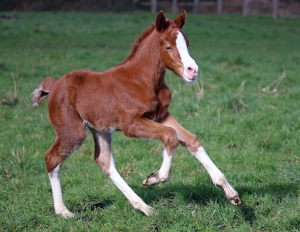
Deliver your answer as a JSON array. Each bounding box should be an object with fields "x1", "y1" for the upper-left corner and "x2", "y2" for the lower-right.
[
  {"x1": 48, "y1": 166, "x2": 71, "y2": 216},
  {"x1": 108, "y1": 156, "x2": 146, "y2": 208},
  {"x1": 158, "y1": 149, "x2": 173, "y2": 179},
  {"x1": 193, "y1": 147, "x2": 225, "y2": 185},
  {"x1": 194, "y1": 147, "x2": 239, "y2": 200}
]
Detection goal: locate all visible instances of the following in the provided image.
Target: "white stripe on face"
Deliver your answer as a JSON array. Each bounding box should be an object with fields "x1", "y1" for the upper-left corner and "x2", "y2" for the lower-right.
[{"x1": 176, "y1": 31, "x2": 199, "y2": 84}]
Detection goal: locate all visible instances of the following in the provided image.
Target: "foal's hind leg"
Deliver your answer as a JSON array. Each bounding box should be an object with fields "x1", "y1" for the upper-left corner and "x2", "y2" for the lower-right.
[
  {"x1": 45, "y1": 119, "x2": 87, "y2": 218},
  {"x1": 48, "y1": 162, "x2": 74, "y2": 218},
  {"x1": 92, "y1": 130, "x2": 153, "y2": 216}
]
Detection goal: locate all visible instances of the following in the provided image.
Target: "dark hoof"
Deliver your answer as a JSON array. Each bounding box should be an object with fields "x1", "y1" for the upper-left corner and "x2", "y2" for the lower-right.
[
  {"x1": 143, "y1": 173, "x2": 159, "y2": 186},
  {"x1": 142, "y1": 172, "x2": 171, "y2": 186},
  {"x1": 229, "y1": 196, "x2": 242, "y2": 205}
]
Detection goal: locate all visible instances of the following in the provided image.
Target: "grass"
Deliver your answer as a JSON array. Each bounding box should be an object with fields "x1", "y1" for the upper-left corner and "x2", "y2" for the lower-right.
[{"x1": 0, "y1": 11, "x2": 300, "y2": 231}]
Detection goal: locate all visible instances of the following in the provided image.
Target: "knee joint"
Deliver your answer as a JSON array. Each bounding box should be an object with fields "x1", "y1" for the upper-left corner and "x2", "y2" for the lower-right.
[
  {"x1": 187, "y1": 135, "x2": 202, "y2": 153},
  {"x1": 162, "y1": 129, "x2": 179, "y2": 150}
]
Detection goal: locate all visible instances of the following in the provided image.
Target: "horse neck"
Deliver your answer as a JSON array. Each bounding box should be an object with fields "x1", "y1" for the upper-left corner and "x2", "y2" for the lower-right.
[{"x1": 123, "y1": 29, "x2": 166, "y2": 87}]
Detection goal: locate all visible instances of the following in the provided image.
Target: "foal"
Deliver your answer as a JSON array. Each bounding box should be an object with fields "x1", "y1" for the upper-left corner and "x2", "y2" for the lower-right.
[{"x1": 33, "y1": 10, "x2": 241, "y2": 218}]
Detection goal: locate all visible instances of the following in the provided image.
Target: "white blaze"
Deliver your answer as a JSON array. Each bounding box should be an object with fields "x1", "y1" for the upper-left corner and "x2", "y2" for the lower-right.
[{"x1": 176, "y1": 31, "x2": 198, "y2": 83}]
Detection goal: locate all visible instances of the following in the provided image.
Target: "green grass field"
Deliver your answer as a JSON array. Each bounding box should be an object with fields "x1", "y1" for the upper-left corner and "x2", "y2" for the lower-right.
[{"x1": 0, "y1": 11, "x2": 299, "y2": 231}]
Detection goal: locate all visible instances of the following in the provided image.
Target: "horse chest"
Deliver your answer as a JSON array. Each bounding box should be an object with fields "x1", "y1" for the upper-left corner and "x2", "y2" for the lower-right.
[{"x1": 145, "y1": 86, "x2": 172, "y2": 121}]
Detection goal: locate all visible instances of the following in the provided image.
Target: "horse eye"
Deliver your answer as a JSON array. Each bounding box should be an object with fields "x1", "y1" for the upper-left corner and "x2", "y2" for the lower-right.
[{"x1": 165, "y1": 46, "x2": 173, "y2": 51}]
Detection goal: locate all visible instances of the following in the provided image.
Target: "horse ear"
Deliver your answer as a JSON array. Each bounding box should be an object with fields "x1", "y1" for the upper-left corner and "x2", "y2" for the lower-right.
[
  {"x1": 156, "y1": 10, "x2": 168, "y2": 32},
  {"x1": 174, "y1": 9, "x2": 187, "y2": 29}
]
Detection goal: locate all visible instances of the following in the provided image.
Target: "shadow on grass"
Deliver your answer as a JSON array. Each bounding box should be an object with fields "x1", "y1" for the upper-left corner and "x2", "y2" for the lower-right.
[
  {"x1": 72, "y1": 197, "x2": 114, "y2": 221},
  {"x1": 63, "y1": 180, "x2": 298, "y2": 223},
  {"x1": 236, "y1": 182, "x2": 299, "y2": 225},
  {"x1": 132, "y1": 181, "x2": 299, "y2": 225}
]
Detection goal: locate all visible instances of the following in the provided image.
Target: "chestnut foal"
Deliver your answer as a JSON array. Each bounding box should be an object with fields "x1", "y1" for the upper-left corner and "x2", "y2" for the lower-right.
[{"x1": 33, "y1": 10, "x2": 241, "y2": 218}]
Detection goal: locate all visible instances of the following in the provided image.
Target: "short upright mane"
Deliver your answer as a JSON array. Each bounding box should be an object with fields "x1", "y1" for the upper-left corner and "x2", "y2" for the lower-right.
[{"x1": 122, "y1": 23, "x2": 156, "y2": 63}]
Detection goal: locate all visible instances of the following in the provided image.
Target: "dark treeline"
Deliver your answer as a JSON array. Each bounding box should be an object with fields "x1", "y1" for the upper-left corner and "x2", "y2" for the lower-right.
[
  {"x1": 1, "y1": 0, "x2": 299, "y2": 16},
  {"x1": 0, "y1": 0, "x2": 136, "y2": 12}
]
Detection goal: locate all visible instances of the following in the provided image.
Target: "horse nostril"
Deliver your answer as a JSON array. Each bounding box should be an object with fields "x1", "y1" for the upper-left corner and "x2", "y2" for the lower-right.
[{"x1": 187, "y1": 67, "x2": 194, "y2": 74}]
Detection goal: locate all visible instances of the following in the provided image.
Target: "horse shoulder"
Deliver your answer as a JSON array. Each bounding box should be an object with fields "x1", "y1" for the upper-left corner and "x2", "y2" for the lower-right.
[{"x1": 155, "y1": 83, "x2": 172, "y2": 121}]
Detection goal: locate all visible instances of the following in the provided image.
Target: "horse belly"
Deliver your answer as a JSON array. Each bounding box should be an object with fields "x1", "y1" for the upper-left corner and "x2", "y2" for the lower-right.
[
  {"x1": 68, "y1": 73, "x2": 119, "y2": 132},
  {"x1": 78, "y1": 96, "x2": 120, "y2": 133}
]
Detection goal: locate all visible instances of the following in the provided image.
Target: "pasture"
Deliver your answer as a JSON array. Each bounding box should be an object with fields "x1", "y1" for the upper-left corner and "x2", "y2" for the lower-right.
[{"x1": 0, "y1": 11, "x2": 299, "y2": 231}]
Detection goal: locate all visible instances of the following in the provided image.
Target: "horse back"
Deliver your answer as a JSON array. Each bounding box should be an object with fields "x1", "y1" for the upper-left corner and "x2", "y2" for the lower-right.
[{"x1": 47, "y1": 69, "x2": 171, "y2": 132}]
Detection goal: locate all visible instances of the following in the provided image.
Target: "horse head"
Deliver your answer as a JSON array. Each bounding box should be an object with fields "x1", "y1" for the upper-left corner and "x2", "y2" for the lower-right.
[{"x1": 156, "y1": 9, "x2": 199, "y2": 84}]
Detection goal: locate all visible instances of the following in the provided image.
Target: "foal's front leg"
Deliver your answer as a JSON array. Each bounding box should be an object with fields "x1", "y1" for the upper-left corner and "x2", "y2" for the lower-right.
[
  {"x1": 123, "y1": 118, "x2": 179, "y2": 186},
  {"x1": 142, "y1": 148, "x2": 173, "y2": 186},
  {"x1": 160, "y1": 113, "x2": 242, "y2": 205}
]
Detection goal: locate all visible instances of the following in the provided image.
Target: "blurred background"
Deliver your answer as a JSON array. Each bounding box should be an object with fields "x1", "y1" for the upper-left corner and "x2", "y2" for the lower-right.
[{"x1": 0, "y1": 0, "x2": 299, "y2": 19}]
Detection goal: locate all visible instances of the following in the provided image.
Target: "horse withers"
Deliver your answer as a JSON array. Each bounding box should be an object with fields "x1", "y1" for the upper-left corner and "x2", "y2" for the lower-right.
[{"x1": 33, "y1": 10, "x2": 241, "y2": 218}]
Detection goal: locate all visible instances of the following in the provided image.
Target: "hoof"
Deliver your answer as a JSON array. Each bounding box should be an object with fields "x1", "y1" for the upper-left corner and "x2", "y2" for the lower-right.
[
  {"x1": 143, "y1": 205, "x2": 154, "y2": 217},
  {"x1": 143, "y1": 173, "x2": 159, "y2": 186},
  {"x1": 56, "y1": 208, "x2": 75, "y2": 218},
  {"x1": 143, "y1": 172, "x2": 171, "y2": 186},
  {"x1": 229, "y1": 196, "x2": 242, "y2": 205},
  {"x1": 133, "y1": 202, "x2": 154, "y2": 216}
]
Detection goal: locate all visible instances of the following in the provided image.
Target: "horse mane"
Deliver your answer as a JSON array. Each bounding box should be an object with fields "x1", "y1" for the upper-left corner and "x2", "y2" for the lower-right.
[{"x1": 120, "y1": 23, "x2": 156, "y2": 64}]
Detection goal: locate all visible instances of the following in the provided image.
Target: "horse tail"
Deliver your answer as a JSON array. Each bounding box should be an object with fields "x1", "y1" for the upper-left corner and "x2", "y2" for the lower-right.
[{"x1": 32, "y1": 77, "x2": 56, "y2": 108}]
